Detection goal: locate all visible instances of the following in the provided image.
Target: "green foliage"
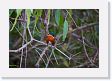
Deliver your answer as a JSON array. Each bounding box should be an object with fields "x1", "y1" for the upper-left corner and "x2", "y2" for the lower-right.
[
  {"x1": 63, "y1": 19, "x2": 68, "y2": 41},
  {"x1": 10, "y1": 9, "x2": 22, "y2": 31},
  {"x1": 34, "y1": 9, "x2": 42, "y2": 27},
  {"x1": 26, "y1": 9, "x2": 31, "y2": 28},
  {"x1": 55, "y1": 9, "x2": 61, "y2": 26}
]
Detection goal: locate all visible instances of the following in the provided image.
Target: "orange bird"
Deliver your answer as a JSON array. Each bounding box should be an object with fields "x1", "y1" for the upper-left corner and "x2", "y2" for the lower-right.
[{"x1": 45, "y1": 34, "x2": 55, "y2": 45}]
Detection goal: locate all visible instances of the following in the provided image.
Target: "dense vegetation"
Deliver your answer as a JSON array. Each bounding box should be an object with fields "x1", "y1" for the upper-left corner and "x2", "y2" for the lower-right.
[{"x1": 9, "y1": 9, "x2": 99, "y2": 68}]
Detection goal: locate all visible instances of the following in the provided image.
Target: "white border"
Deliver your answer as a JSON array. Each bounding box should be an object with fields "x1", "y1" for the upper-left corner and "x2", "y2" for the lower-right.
[{"x1": 0, "y1": 0, "x2": 108, "y2": 78}]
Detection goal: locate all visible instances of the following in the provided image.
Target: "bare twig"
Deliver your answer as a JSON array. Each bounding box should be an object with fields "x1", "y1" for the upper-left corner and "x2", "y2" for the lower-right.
[
  {"x1": 27, "y1": 27, "x2": 33, "y2": 40},
  {"x1": 9, "y1": 17, "x2": 27, "y2": 22},
  {"x1": 72, "y1": 22, "x2": 98, "y2": 32},
  {"x1": 9, "y1": 40, "x2": 32, "y2": 53},
  {"x1": 93, "y1": 49, "x2": 99, "y2": 63},
  {"x1": 65, "y1": 9, "x2": 78, "y2": 28},
  {"x1": 81, "y1": 29, "x2": 96, "y2": 66},
  {"x1": 34, "y1": 48, "x2": 47, "y2": 66},
  {"x1": 35, "y1": 46, "x2": 48, "y2": 68},
  {"x1": 72, "y1": 33, "x2": 97, "y2": 49},
  {"x1": 52, "y1": 49, "x2": 59, "y2": 65},
  {"x1": 20, "y1": 10, "x2": 27, "y2": 68},
  {"x1": 25, "y1": 32, "x2": 28, "y2": 68},
  {"x1": 33, "y1": 39, "x2": 47, "y2": 45},
  {"x1": 55, "y1": 47, "x2": 71, "y2": 60},
  {"x1": 45, "y1": 49, "x2": 53, "y2": 68}
]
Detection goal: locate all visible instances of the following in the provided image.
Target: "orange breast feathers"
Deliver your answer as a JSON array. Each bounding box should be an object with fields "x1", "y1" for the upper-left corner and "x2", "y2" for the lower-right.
[{"x1": 45, "y1": 34, "x2": 55, "y2": 45}]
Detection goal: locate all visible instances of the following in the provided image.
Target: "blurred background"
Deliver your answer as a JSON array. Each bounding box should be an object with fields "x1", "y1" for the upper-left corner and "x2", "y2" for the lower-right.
[{"x1": 9, "y1": 9, "x2": 99, "y2": 68}]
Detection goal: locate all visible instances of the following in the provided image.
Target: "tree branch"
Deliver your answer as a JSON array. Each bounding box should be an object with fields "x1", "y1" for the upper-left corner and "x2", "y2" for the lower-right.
[
  {"x1": 81, "y1": 29, "x2": 96, "y2": 67},
  {"x1": 35, "y1": 46, "x2": 48, "y2": 68},
  {"x1": 72, "y1": 22, "x2": 98, "y2": 32}
]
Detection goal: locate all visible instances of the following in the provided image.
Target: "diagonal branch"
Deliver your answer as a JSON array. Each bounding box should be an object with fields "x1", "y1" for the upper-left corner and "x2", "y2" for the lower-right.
[
  {"x1": 35, "y1": 46, "x2": 48, "y2": 68},
  {"x1": 65, "y1": 9, "x2": 78, "y2": 28},
  {"x1": 55, "y1": 47, "x2": 71, "y2": 60},
  {"x1": 72, "y1": 22, "x2": 98, "y2": 32},
  {"x1": 9, "y1": 40, "x2": 32, "y2": 53}
]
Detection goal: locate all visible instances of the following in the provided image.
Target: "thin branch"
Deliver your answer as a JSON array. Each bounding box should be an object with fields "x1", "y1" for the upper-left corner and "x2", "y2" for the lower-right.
[
  {"x1": 65, "y1": 9, "x2": 78, "y2": 28},
  {"x1": 9, "y1": 17, "x2": 27, "y2": 22},
  {"x1": 9, "y1": 40, "x2": 32, "y2": 53},
  {"x1": 27, "y1": 26, "x2": 33, "y2": 40},
  {"x1": 35, "y1": 47, "x2": 48, "y2": 68},
  {"x1": 10, "y1": 23, "x2": 47, "y2": 53},
  {"x1": 52, "y1": 49, "x2": 59, "y2": 65},
  {"x1": 55, "y1": 47, "x2": 71, "y2": 60},
  {"x1": 72, "y1": 33, "x2": 97, "y2": 49},
  {"x1": 93, "y1": 49, "x2": 99, "y2": 63},
  {"x1": 20, "y1": 10, "x2": 26, "y2": 68},
  {"x1": 33, "y1": 39, "x2": 47, "y2": 45},
  {"x1": 81, "y1": 29, "x2": 96, "y2": 66},
  {"x1": 34, "y1": 48, "x2": 47, "y2": 66},
  {"x1": 10, "y1": 18, "x2": 48, "y2": 67},
  {"x1": 45, "y1": 49, "x2": 53, "y2": 68},
  {"x1": 72, "y1": 22, "x2": 98, "y2": 32},
  {"x1": 25, "y1": 32, "x2": 28, "y2": 68},
  {"x1": 9, "y1": 38, "x2": 47, "y2": 53}
]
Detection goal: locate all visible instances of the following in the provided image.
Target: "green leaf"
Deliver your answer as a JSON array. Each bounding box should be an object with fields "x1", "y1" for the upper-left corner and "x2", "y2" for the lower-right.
[
  {"x1": 34, "y1": 10, "x2": 42, "y2": 27},
  {"x1": 10, "y1": 9, "x2": 22, "y2": 31},
  {"x1": 16, "y1": 9, "x2": 22, "y2": 16},
  {"x1": 55, "y1": 10, "x2": 61, "y2": 26},
  {"x1": 63, "y1": 19, "x2": 68, "y2": 41},
  {"x1": 30, "y1": 9, "x2": 33, "y2": 14},
  {"x1": 59, "y1": 14, "x2": 64, "y2": 27},
  {"x1": 26, "y1": 9, "x2": 31, "y2": 28}
]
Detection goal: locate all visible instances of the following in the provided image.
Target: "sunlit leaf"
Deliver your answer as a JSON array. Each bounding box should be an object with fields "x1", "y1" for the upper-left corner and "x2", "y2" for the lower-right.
[
  {"x1": 10, "y1": 9, "x2": 22, "y2": 31},
  {"x1": 26, "y1": 9, "x2": 31, "y2": 28},
  {"x1": 30, "y1": 9, "x2": 33, "y2": 14},
  {"x1": 63, "y1": 19, "x2": 68, "y2": 41},
  {"x1": 34, "y1": 10, "x2": 42, "y2": 27},
  {"x1": 55, "y1": 9, "x2": 61, "y2": 26},
  {"x1": 16, "y1": 9, "x2": 22, "y2": 16}
]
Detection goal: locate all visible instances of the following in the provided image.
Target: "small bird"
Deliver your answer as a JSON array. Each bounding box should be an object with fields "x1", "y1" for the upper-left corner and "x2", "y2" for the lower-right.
[{"x1": 45, "y1": 34, "x2": 55, "y2": 45}]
